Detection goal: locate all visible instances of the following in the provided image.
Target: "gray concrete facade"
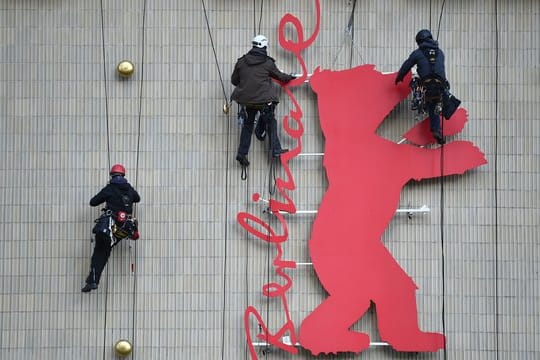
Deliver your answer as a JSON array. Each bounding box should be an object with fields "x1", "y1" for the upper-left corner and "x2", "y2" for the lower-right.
[{"x1": 0, "y1": 0, "x2": 538, "y2": 359}]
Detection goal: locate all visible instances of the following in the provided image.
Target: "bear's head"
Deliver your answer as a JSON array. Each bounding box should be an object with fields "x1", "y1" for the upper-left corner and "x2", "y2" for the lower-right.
[{"x1": 310, "y1": 65, "x2": 410, "y2": 135}]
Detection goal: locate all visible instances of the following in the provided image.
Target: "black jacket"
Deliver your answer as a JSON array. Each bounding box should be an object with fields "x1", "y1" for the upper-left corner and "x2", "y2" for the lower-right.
[
  {"x1": 396, "y1": 38, "x2": 446, "y2": 82},
  {"x1": 230, "y1": 47, "x2": 294, "y2": 105},
  {"x1": 90, "y1": 176, "x2": 140, "y2": 214}
]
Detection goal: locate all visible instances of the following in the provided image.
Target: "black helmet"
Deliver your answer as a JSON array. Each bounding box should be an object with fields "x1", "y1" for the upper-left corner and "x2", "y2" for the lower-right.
[{"x1": 415, "y1": 29, "x2": 433, "y2": 45}]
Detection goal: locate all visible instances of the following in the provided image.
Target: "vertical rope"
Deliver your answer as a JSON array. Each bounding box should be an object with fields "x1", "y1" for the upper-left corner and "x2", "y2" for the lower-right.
[
  {"x1": 98, "y1": 1, "x2": 110, "y2": 359},
  {"x1": 348, "y1": 0, "x2": 357, "y2": 68},
  {"x1": 200, "y1": 2, "x2": 231, "y2": 358},
  {"x1": 429, "y1": 0, "x2": 433, "y2": 31},
  {"x1": 435, "y1": 2, "x2": 447, "y2": 358},
  {"x1": 436, "y1": 0, "x2": 447, "y2": 41},
  {"x1": 243, "y1": 170, "x2": 250, "y2": 360},
  {"x1": 252, "y1": 0, "x2": 256, "y2": 35},
  {"x1": 263, "y1": 206, "x2": 272, "y2": 358},
  {"x1": 201, "y1": 0, "x2": 229, "y2": 104},
  {"x1": 99, "y1": 0, "x2": 111, "y2": 170},
  {"x1": 130, "y1": 0, "x2": 148, "y2": 358},
  {"x1": 439, "y1": 123, "x2": 447, "y2": 360},
  {"x1": 493, "y1": 0, "x2": 500, "y2": 357},
  {"x1": 257, "y1": 0, "x2": 264, "y2": 35},
  {"x1": 220, "y1": 99, "x2": 231, "y2": 360}
]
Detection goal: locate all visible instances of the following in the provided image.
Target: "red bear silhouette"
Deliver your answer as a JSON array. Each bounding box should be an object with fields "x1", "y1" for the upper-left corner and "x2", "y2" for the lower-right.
[{"x1": 299, "y1": 65, "x2": 487, "y2": 355}]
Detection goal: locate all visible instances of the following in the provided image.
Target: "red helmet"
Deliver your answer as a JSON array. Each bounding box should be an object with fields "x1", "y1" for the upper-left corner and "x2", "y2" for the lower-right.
[{"x1": 110, "y1": 164, "x2": 126, "y2": 176}]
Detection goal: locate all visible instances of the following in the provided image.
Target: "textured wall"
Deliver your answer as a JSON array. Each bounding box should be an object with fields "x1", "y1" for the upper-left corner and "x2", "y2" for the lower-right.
[{"x1": 0, "y1": 0, "x2": 538, "y2": 359}]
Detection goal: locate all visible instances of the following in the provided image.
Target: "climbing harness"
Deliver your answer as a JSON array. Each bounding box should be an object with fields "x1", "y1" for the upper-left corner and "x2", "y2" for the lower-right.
[
  {"x1": 409, "y1": 70, "x2": 444, "y2": 119},
  {"x1": 92, "y1": 209, "x2": 139, "y2": 246}
]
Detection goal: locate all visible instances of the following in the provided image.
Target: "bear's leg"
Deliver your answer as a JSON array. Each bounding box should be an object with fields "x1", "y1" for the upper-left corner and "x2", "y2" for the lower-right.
[
  {"x1": 375, "y1": 284, "x2": 445, "y2": 352},
  {"x1": 299, "y1": 295, "x2": 371, "y2": 355}
]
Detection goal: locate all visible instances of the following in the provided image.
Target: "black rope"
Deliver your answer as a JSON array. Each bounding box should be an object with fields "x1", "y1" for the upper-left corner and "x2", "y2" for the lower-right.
[
  {"x1": 201, "y1": 0, "x2": 229, "y2": 105},
  {"x1": 200, "y1": 2, "x2": 231, "y2": 359},
  {"x1": 494, "y1": 0, "x2": 500, "y2": 357},
  {"x1": 244, "y1": 171, "x2": 250, "y2": 360},
  {"x1": 257, "y1": 0, "x2": 264, "y2": 35},
  {"x1": 101, "y1": 270, "x2": 109, "y2": 360},
  {"x1": 348, "y1": 0, "x2": 357, "y2": 68},
  {"x1": 431, "y1": 3, "x2": 447, "y2": 358},
  {"x1": 252, "y1": 0, "x2": 256, "y2": 35},
  {"x1": 220, "y1": 112, "x2": 231, "y2": 360},
  {"x1": 134, "y1": 0, "x2": 147, "y2": 191},
  {"x1": 439, "y1": 117, "x2": 447, "y2": 360},
  {"x1": 436, "y1": 0, "x2": 447, "y2": 41},
  {"x1": 262, "y1": 206, "x2": 272, "y2": 358},
  {"x1": 332, "y1": 0, "x2": 364, "y2": 68},
  {"x1": 129, "y1": 0, "x2": 148, "y2": 358},
  {"x1": 429, "y1": 0, "x2": 433, "y2": 32},
  {"x1": 98, "y1": 1, "x2": 110, "y2": 359},
  {"x1": 99, "y1": 0, "x2": 111, "y2": 170}
]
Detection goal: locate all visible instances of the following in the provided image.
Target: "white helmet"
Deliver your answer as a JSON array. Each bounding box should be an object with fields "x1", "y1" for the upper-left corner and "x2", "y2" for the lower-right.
[{"x1": 252, "y1": 35, "x2": 268, "y2": 48}]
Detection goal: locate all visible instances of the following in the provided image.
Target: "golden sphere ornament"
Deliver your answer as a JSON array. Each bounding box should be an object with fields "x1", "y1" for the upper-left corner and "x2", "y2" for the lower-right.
[
  {"x1": 117, "y1": 60, "x2": 135, "y2": 78},
  {"x1": 223, "y1": 102, "x2": 230, "y2": 114},
  {"x1": 114, "y1": 339, "x2": 133, "y2": 357}
]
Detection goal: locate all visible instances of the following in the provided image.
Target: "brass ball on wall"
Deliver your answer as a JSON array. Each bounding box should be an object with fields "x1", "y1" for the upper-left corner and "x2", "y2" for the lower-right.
[
  {"x1": 117, "y1": 60, "x2": 135, "y2": 78},
  {"x1": 114, "y1": 339, "x2": 132, "y2": 357}
]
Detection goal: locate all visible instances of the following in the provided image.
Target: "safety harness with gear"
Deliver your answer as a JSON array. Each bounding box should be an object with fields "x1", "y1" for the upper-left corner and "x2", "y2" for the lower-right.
[{"x1": 92, "y1": 208, "x2": 139, "y2": 247}]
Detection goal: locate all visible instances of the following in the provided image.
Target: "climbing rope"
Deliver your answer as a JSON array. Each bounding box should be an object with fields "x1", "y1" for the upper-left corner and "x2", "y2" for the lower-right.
[
  {"x1": 98, "y1": 1, "x2": 110, "y2": 359},
  {"x1": 435, "y1": 0, "x2": 447, "y2": 41},
  {"x1": 263, "y1": 208, "x2": 273, "y2": 358},
  {"x1": 331, "y1": 0, "x2": 365, "y2": 68},
  {"x1": 99, "y1": 0, "x2": 111, "y2": 171},
  {"x1": 97, "y1": 0, "x2": 147, "y2": 358},
  {"x1": 347, "y1": 0, "x2": 358, "y2": 67},
  {"x1": 438, "y1": 122, "x2": 447, "y2": 360},
  {"x1": 243, "y1": 172, "x2": 251, "y2": 360},
  {"x1": 493, "y1": 0, "x2": 500, "y2": 357},
  {"x1": 129, "y1": 0, "x2": 148, "y2": 358},
  {"x1": 254, "y1": 0, "x2": 264, "y2": 36},
  {"x1": 432, "y1": 1, "x2": 448, "y2": 358},
  {"x1": 200, "y1": 1, "x2": 232, "y2": 359},
  {"x1": 201, "y1": 0, "x2": 229, "y2": 105}
]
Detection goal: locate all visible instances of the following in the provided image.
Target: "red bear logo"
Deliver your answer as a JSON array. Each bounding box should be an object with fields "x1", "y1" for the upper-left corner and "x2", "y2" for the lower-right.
[{"x1": 299, "y1": 65, "x2": 487, "y2": 355}]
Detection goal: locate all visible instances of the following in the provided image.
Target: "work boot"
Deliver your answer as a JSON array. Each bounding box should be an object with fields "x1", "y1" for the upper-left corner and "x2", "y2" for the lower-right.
[
  {"x1": 432, "y1": 130, "x2": 445, "y2": 145},
  {"x1": 81, "y1": 283, "x2": 98, "y2": 293},
  {"x1": 236, "y1": 154, "x2": 250, "y2": 167},
  {"x1": 272, "y1": 148, "x2": 289, "y2": 158}
]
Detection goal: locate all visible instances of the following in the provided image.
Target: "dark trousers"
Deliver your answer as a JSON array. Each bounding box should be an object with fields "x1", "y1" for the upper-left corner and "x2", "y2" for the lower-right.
[
  {"x1": 85, "y1": 233, "x2": 113, "y2": 285},
  {"x1": 237, "y1": 103, "x2": 282, "y2": 156},
  {"x1": 427, "y1": 100, "x2": 441, "y2": 134}
]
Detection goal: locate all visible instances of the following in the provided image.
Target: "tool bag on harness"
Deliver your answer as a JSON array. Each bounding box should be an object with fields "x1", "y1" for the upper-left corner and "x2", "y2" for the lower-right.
[
  {"x1": 92, "y1": 209, "x2": 139, "y2": 245},
  {"x1": 110, "y1": 210, "x2": 138, "y2": 240}
]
